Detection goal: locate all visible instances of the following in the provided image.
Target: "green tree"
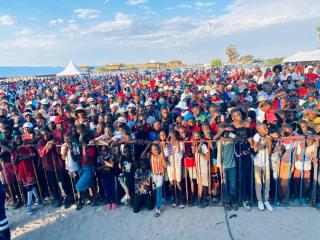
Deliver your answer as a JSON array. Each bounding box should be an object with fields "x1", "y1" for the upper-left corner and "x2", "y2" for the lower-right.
[
  {"x1": 265, "y1": 57, "x2": 285, "y2": 66},
  {"x1": 93, "y1": 66, "x2": 106, "y2": 73},
  {"x1": 238, "y1": 55, "x2": 254, "y2": 65},
  {"x1": 225, "y1": 44, "x2": 239, "y2": 65},
  {"x1": 210, "y1": 58, "x2": 223, "y2": 67}
]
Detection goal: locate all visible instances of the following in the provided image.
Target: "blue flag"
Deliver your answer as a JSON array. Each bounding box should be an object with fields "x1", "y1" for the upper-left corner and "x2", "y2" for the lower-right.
[{"x1": 115, "y1": 75, "x2": 122, "y2": 97}]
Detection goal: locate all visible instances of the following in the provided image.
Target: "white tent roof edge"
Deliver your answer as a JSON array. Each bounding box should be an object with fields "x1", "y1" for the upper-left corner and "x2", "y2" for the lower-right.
[
  {"x1": 283, "y1": 49, "x2": 320, "y2": 63},
  {"x1": 56, "y1": 60, "x2": 87, "y2": 76}
]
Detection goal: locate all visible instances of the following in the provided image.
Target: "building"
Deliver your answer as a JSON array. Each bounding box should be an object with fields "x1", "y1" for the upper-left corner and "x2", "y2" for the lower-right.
[
  {"x1": 166, "y1": 60, "x2": 182, "y2": 69},
  {"x1": 103, "y1": 60, "x2": 182, "y2": 72},
  {"x1": 105, "y1": 64, "x2": 120, "y2": 71}
]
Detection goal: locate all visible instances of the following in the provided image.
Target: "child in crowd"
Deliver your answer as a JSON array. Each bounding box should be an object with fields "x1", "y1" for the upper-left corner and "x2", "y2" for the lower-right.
[
  {"x1": 141, "y1": 142, "x2": 166, "y2": 217},
  {"x1": 178, "y1": 126, "x2": 198, "y2": 206},
  {"x1": 15, "y1": 131, "x2": 40, "y2": 215},
  {"x1": 294, "y1": 136, "x2": 317, "y2": 204},
  {"x1": 253, "y1": 124, "x2": 273, "y2": 211},
  {"x1": 215, "y1": 124, "x2": 238, "y2": 211},
  {"x1": 193, "y1": 130, "x2": 209, "y2": 208},
  {"x1": 133, "y1": 159, "x2": 153, "y2": 213},
  {"x1": 118, "y1": 144, "x2": 134, "y2": 205},
  {"x1": 234, "y1": 127, "x2": 253, "y2": 210},
  {"x1": 164, "y1": 130, "x2": 185, "y2": 208},
  {"x1": 0, "y1": 151, "x2": 22, "y2": 209},
  {"x1": 61, "y1": 134, "x2": 81, "y2": 207},
  {"x1": 97, "y1": 146, "x2": 117, "y2": 210}
]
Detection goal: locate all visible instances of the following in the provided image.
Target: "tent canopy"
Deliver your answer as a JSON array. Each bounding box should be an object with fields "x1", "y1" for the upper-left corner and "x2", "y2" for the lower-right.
[
  {"x1": 283, "y1": 50, "x2": 320, "y2": 63},
  {"x1": 56, "y1": 60, "x2": 87, "y2": 76}
]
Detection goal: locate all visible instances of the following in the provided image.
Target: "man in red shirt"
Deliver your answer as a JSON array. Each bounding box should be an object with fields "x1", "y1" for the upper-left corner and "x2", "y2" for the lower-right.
[{"x1": 305, "y1": 66, "x2": 319, "y2": 85}]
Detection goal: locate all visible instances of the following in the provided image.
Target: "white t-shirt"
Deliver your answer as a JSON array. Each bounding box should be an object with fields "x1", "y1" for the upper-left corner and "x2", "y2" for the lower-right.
[
  {"x1": 255, "y1": 108, "x2": 265, "y2": 124},
  {"x1": 61, "y1": 143, "x2": 80, "y2": 172},
  {"x1": 253, "y1": 133, "x2": 269, "y2": 167},
  {"x1": 295, "y1": 144, "x2": 315, "y2": 171}
]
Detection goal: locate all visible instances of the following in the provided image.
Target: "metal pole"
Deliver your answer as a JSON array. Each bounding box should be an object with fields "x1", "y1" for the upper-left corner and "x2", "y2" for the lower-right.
[{"x1": 208, "y1": 21, "x2": 213, "y2": 62}]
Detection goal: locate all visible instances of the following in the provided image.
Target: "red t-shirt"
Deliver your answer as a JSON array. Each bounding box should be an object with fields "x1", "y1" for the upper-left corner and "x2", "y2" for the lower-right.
[{"x1": 305, "y1": 73, "x2": 319, "y2": 85}]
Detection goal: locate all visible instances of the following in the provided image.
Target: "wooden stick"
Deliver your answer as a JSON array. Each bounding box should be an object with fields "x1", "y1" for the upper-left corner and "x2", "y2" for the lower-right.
[
  {"x1": 51, "y1": 151, "x2": 62, "y2": 200},
  {"x1": 12, "y1": 164, "x2": 25, "y2": 205}
]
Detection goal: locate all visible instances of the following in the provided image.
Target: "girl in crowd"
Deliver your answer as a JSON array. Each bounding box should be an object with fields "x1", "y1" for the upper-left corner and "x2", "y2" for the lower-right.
[
  {"x1": 141, "y1": 142, "x2": 166, "y2": 217},
  {"x1": 118, "y1": 144, "x2": 134, "y2": 205},
  {"x1": 16, "y1": 125, "x2": 40, "y2": 215},
  {"x1": 164, "y1": 130, "x2": 184, "y2": 208},
  {"x1": 97, "y1": 146, "x2": 117, "y2": 210}
]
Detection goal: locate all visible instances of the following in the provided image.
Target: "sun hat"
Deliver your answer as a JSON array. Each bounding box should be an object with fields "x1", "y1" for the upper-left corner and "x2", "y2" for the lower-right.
[
  {"x1": 37, "y1": 109, "x2": 50, "y2": 119},
  {"x1": 23, "y1": 122, "x2": 33, "y2": 129},
  {"x1": 40, "y1": 98, "x2": 50, "y2": 105},
  {"x1": 115, "y1": 117, "x2": 127, "y2": 124},
  {"x1": 175, "y1": 101, "x2": 189, "y2": 110}
]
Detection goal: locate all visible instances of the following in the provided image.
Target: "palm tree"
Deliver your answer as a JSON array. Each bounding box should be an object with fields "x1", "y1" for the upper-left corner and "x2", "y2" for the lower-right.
[{"x1": 225, "y1": 44, "x2": 239, "y2": 65}]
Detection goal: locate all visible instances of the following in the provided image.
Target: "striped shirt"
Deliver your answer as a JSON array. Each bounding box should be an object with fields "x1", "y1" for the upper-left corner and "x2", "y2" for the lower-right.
[
  {"x1": 164, "y1": 142, "x2": 184, "y2": 168},
  {"x1": 150, "y1": 155, "x2": 165, "y2": 175}
]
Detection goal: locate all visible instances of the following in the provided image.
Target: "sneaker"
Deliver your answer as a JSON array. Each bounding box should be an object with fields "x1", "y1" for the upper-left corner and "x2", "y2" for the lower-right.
[
  {"x1": 243, "y1": 201, "x2": 251, "y2": 211},
  {"x1": 27, "y1": 206, "x2": 34, "y2": 216},
  {"x1": 293, "y1": 198, "x2": 301, "y2": 205},
  {"x1": 64, "y1": 199, "x2": 72, "y2": 209},
  {"x1": 154, "y1": 209, "x2": 161, "y2": 217},
  {"x1": 172, "y1": 203, "x2": 177, "y2": 208},
  {"x1": 258, "y1": 201, "x2": 264, "y2": 211},
  {"x1": 13, "y1": 201, "x2": 22, "y2": 209},
  {"x1": 211, "y1": 197, "x2": 219, "y2": 205},
  {"x1": 43, "y1": 196, "x2": 50, "y2": 202},
  {"x1": 264, "y1": 201, "x2": 273, "y2": 212},
  {"x1": 53, "y1": 199, "x2": 62, "y2": 208},
  {"x1": 76, "y1": 201, "x2": 83, "y2": 211},
  {"x1": 179, "y1": 204, "x2": 185, "y2": 209},
  {"x1": 111, "y1": 203, "x2": 117, "y2": 209},
  {"x1": 231, "y1": 202, "x2": 238, "y2": 211},
  {"x1": 34, "y1": 199, "x2": 40, "y2": 206},
  {"x1": 224, "y1": 203, "x2": 232, "y2": 211},
  {"x1": 120, "y1": 195, "x2": 127, "y2": 204},
  {"x1": 199, "y1": 201, "x2": 209, "y2": 208},
  {"x1": 104, "y1": 204, "x2": 111, "y2": 211}
]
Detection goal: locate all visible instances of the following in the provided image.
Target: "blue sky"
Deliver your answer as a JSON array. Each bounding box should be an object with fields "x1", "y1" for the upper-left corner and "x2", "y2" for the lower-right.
[{"x1": 0, "y1": 0, "x2": 319, "y2": 66}]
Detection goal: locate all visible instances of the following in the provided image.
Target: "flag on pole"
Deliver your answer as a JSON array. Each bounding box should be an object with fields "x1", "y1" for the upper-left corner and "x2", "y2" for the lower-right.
[{"x1": 115, "y1": 75, "x2": 122, "y2": 97}]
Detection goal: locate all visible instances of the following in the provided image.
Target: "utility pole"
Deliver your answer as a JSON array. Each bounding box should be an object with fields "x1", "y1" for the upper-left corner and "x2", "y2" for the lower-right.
[{"x1": 208, "y1": 20, "x2": 213, "y2": 63}]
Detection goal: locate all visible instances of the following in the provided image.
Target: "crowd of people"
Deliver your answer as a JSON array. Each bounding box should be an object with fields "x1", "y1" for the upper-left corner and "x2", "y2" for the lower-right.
[{"x1": 0, "y1": 63, "x2": 319, "y2": 224}]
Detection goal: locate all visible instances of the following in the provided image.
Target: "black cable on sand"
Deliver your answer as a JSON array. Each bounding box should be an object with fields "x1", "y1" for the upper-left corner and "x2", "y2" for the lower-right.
[{"x1": 224, "y1": 208, "x2": 236, "y2": 240}]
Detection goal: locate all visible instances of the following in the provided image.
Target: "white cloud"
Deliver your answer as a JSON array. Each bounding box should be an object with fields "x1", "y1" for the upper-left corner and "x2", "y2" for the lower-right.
[
  {"x1": 177, "y1": 4, "x2": 193, "y2": 9},
  {"x1": 139, "y1": 5, "x2": 150, "y2": 10},
  {"x1": 104, "y1": 0, "x2": 110, "y2": 3},
  {"x1": 162, "y1": 16, "x2": 194, "y2": 26},
  {"x1": 176, "y1": 1, "x2": 216, "y2": 9},
  {"x1": 74, "y1": 9, "x2": 100, "y2": 19},
  {"x1": 209, "y1": 0, "x2": 320, "y2": 36},
  {"x1": 0, "y1": 15, "x2": 16, "y2": 26},
  {"x1": 49, "y1": 18, "x2": 63, "y2": 26},
  {"x1": 14, "y1": 28, "x2": 33, "y2": 36},
  {"x1": 0, "y1": 33, "x2": 58, "y2": 50},
  {"x1": 62, "y1": 20, "x2": 80, "y2": 33},
  {"x1": 127, "y1": 0, "x2": 148, "y2": 6},
  {"x1": 84, "y1": 13, "x2": 133, "y2": 34},
  {"x1": 193, "y1": 1, "x2": 216, "y2": 8}
]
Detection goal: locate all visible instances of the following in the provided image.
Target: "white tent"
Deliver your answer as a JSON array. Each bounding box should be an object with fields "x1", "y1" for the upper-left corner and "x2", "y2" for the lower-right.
[
  {"x1": 283, "y1": 50, "x2": 320, "y2": 63},
  {"x1": 56, "y1": 60, "x2": 87, "y2": 76}
]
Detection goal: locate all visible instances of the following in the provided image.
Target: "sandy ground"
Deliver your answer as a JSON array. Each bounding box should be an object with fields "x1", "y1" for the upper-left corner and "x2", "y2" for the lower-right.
[{"x1": 7, "y1": 203, "x2": 320, "y2": 240}]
